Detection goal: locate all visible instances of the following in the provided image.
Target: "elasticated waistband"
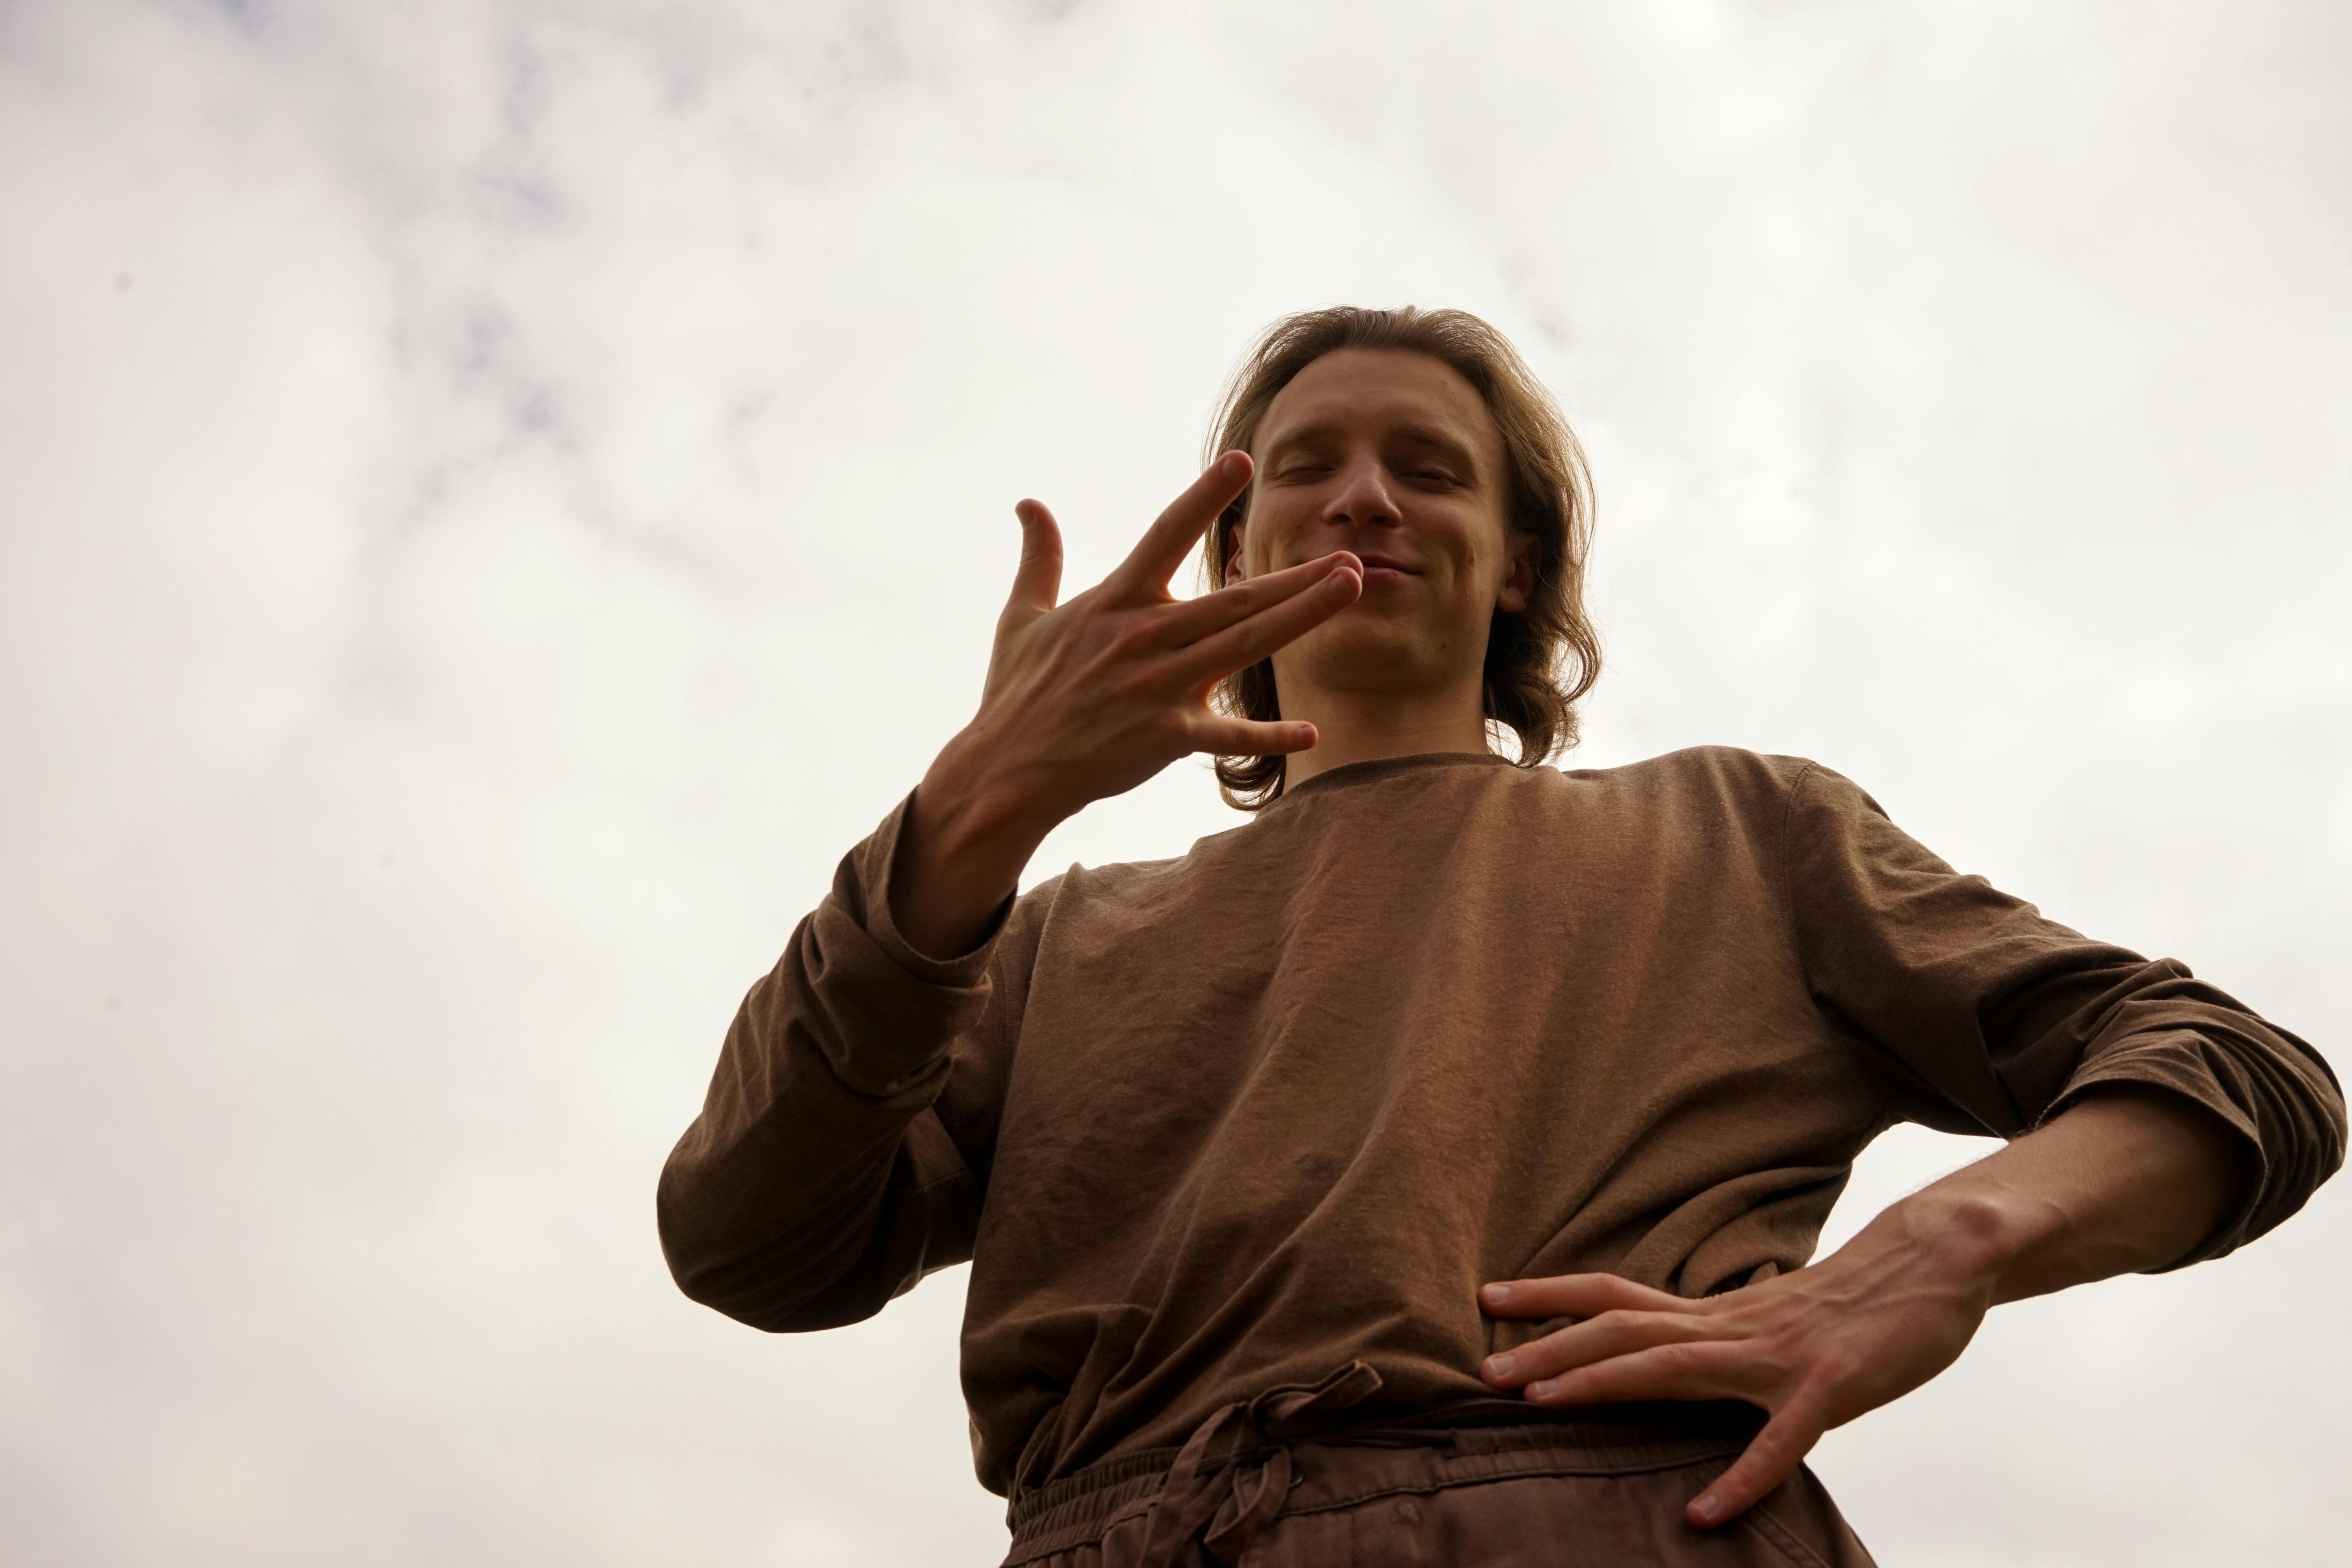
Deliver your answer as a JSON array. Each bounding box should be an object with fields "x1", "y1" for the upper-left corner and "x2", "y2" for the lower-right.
[{"x1": 1004, "y1": 1400, "x2": 1764, "y2": 1561}]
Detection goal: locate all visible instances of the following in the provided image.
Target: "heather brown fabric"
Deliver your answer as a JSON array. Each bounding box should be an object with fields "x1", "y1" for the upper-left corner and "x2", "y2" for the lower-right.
[
  {"x1": 1002, "y1": 1370, "x2": 1872, "y2": 1567},
  {"x1": 659, "y1": 748, "x2": 2343, "y2": 1517}
]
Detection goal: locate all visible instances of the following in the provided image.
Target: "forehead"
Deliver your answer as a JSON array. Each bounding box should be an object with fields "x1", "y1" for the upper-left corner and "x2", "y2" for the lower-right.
[{"x1": 1256, "y1": 348, "x2": 1502, "y2": 460}]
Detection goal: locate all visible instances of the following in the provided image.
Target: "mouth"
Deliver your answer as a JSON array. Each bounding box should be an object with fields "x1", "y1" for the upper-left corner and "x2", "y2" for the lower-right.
[{"x1": 1352, "y1": 554, "x2": 1419, "y2": 583}]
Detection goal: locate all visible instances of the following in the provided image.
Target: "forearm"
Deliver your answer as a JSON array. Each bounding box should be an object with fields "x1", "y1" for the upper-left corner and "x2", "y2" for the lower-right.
[
  {"x1": 1477, "y1": 1080, "x2": 2272, "y2": 1530},
  {"x1": 1862, "y1": 1087, "x2": 2254, "y2": 1306}
]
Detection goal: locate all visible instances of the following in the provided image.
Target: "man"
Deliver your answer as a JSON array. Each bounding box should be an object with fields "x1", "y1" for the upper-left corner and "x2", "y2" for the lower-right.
[{"x1": 658, "y1": 307, "x2": 2343, "y2": 1566}]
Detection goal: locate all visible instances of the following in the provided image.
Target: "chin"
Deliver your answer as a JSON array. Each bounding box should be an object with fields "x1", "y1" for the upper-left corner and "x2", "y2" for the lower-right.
[{"x1": 1284, "y1": 619, "x2": 1450, "y2": 692}]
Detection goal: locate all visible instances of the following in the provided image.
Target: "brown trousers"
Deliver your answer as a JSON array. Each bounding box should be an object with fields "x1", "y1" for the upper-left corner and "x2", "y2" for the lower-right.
[{"x1": 1001, "y1": 1366, "x2": 1875, "y2": 1568}]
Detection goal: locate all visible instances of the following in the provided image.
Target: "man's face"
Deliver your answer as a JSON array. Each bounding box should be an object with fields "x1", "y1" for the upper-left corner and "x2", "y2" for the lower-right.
[{"x1": 1230, "y1": 348, "x2": 1534, "y2": 700}]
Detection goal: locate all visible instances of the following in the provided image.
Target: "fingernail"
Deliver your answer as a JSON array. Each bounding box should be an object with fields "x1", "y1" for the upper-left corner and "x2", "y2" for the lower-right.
[
  {"x1": 1692, "y1": 1494, "x2": 1722, "y2": 1525},
  {"x1": 1481, "y1": 1284, "x2": 1509, "y2": 1305},
  {"x1": 1486, "y1": 1354, "x2": 1514, "y2": 1379}
]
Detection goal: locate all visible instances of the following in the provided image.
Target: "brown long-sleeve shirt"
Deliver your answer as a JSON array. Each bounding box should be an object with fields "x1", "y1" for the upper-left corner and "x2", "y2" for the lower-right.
[{"x1": 657, "y1": 748, "x2": 2344, "y2": 1499}]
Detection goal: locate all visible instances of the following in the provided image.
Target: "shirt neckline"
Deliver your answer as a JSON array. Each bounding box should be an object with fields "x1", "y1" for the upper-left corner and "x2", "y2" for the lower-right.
[{"x1": 1267, "y1": 750, "x2": 1516, "y2": 808}]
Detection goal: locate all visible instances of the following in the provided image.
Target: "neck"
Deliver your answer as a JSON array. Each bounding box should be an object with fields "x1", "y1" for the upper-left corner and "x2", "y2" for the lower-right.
[{"x1": 1276, "y1": 668, "x2": 1494, "y2": 792}]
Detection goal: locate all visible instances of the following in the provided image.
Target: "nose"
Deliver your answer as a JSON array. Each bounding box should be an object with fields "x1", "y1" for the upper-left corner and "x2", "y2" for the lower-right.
[{"x1": 1321, "y1": 450, "x2": 1402, "y2": 530}]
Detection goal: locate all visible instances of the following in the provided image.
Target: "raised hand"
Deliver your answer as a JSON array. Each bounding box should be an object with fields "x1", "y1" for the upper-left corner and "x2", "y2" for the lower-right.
[{"x1": 890, "y1": 452, "x2": 1363, "y2": 957}]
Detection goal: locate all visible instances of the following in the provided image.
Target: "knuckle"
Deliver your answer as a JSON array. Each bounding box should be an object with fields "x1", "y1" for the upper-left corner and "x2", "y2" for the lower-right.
[
  {"x1": 1106, "y1": 620, "x2": 1161, "y2": 661},
  {"x1": 1110, "y1": 666, "x2": 1168, "y2": 708},
  {"x1": 1811, "y1": 1352, "x2": 1864, "y2": 1394},
  {"x1": 1512, "y1": 1342, "x2": 1561, "y2": 1376}
]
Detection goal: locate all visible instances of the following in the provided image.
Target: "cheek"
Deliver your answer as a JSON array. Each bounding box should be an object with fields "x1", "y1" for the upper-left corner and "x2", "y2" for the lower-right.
[
  {"x1": 1240, "y1": 501, "x2": 1307, "y2": 575},
  {"x1": 1461, "y1": 514, "x2": 1520, "y2": 593},
  {"x1": 1434, "y1": 519, "x2": 1499, "y2": 590}
]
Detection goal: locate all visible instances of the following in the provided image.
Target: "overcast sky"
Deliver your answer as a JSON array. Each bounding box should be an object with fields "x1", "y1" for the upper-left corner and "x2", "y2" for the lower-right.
[{"x1": 3, "y1": 2, "x2": 2348, "y2": 1564}]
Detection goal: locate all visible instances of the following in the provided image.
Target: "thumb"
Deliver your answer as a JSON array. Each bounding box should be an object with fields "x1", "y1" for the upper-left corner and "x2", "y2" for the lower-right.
[
  {"x1": 1687, "y1": 1397, "x2": 1824, "y2": 1529},
  {"x1": 1004, "y1": 499, "x2": 1064, "y2": 621}
]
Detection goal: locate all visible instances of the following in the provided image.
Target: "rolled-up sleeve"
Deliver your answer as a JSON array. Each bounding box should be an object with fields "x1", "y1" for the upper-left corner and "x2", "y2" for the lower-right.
[{"x1": 1780, "y1": 760, "x2": 2344, "y2": 1267}]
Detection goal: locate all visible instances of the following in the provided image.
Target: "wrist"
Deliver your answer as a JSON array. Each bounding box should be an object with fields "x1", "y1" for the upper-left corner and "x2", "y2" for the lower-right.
[
  {"x1": 1863, "y1": 1183, "x2": 2042, "y2": 1302},
  {"x1": 889, "y1": 729, "x2": 1061, "y2": 961},
  {"x1": 916, "y1": 730, "x2": 1059, "y2": 875}
]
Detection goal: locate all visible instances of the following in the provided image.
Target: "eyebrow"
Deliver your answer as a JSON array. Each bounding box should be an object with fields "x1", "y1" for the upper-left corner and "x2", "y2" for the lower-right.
[{"x1": 1261, "y1": 419, "x2": 1486, "y2": 474}]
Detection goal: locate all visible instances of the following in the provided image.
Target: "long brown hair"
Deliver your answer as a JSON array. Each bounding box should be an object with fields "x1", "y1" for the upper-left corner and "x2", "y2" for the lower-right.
[{"x1": 1201, "y1": 306, "x2": 1602, "y2": 809}]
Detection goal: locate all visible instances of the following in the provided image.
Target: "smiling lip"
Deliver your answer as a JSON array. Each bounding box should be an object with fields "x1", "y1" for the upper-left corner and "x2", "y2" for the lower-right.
[{"x1": 1351, "y1": 554, "x2": 1419, "y2": 580}]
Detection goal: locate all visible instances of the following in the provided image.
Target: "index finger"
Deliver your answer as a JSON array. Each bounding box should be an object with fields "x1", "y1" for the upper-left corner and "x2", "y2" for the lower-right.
[
  {"x1": 1479, "y1": 1274, "x2": 1694, "y2": 1321},
  {"x1": 1106, "y1": 450, "x2": 1252, "y2": 599}
]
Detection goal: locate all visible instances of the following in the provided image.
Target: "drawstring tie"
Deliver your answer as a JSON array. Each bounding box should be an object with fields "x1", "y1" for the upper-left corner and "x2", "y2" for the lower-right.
[{"x1": 1134, "y1": 1360, "x2": 1383, "y2": 1567}]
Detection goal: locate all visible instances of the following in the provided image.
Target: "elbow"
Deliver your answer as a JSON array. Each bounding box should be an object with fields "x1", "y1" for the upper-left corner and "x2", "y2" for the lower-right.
[
  {"x1": 655, "y1": 1173, "x2": 807, "y2": 1331},
  {"x1": 655, "y1": 1172, "x2": 895, "y2": 1334},
  {"x1": 663, "y1": 1245, "x2": 889, "y2": 1334},
  {"x1": 655, "y1": 1187, "x2": 733, "y2": 1316},
  {"x1": 665, "y1": 1253, "x2": 811, "y2": 1333},
  {"x1": 658, "y1": 1217, "x2": 822, "y2": 1332}
]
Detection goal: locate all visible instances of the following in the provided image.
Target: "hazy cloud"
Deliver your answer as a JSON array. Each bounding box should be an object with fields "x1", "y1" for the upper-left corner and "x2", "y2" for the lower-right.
[{"x1": 2, "y1": 2, "x2": 2345, "y2": 1563}]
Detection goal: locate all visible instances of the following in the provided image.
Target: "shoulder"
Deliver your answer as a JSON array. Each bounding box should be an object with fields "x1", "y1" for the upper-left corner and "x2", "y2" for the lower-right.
[
  {"x1": 1546, "y1": 748, "x2": 1920, "y2": 868},
  {"x1": 1553, "y1": 744, "x2": 1828, "y2": 811}
]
